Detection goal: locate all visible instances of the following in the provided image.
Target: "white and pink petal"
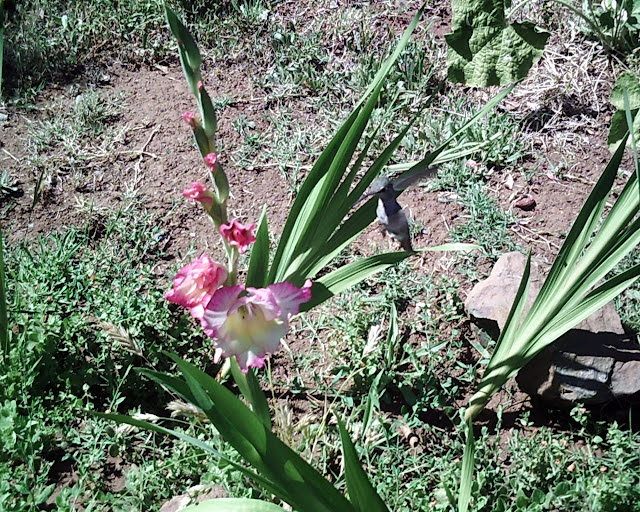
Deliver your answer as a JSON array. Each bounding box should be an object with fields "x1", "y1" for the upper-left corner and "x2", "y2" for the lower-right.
[
  {"x1": 268, "y1": 280, "x2": 313, "y2": 317},
  {"x1": 200, "y1": 285, "x2": 244, "y2": 338}
]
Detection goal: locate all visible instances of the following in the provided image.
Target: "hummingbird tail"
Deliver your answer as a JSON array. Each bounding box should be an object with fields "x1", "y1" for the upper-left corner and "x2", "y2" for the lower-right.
[{"x1": 400, "y1": 238, "x2": 414, "y2": 252}]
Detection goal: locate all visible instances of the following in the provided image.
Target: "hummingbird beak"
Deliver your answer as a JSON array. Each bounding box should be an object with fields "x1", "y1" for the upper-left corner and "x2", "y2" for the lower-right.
[{"x1": 354, "y1": 192, "x2": 374, "y2": 206}]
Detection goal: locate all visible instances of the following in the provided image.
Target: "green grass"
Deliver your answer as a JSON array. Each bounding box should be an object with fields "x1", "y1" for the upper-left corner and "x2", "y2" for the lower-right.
[
  {"x1": 4, "y1": 0, "x2": 168, "y2": 98},
  {"x1": 451, "y1": 182, "x2": 518, "y2": 257},
  {"x1": 0, "y1": 204, "x2": 271, "y2": 510}
]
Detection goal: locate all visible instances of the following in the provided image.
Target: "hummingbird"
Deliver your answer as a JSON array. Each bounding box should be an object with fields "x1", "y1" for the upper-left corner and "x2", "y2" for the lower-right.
[{"x1": 357, "y1": 166, "x2": 438, "y2": 252}]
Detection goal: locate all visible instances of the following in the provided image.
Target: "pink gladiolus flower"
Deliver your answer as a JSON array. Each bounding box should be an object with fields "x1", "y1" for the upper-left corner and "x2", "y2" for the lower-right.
[
  {"x1": 165, "y1": 255, "x2": 228, "y2": 319},
  {"x1": 182, "y1": 111, "x2": 197, "y2": 130},
  {"x1": 220, "y1": 220, "x2": 257, "y2": 254},
  {"x1": 183, "y1": 182, "x2": 214, "y2": 210},
  {"x1": 201, "y1": 280, "x2": 313, "y2": 372},
  {"x1": 204, "y1": 153, "x2": 217, "y2": 171}
]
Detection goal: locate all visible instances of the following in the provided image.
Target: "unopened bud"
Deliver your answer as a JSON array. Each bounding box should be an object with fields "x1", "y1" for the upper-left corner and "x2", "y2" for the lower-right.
[
  {"x1": 182, "y1": 111, "x2": 198, "y2": 130},
  {"x1": 205, "y1": 153, "x2": 218, "y2": 171}
]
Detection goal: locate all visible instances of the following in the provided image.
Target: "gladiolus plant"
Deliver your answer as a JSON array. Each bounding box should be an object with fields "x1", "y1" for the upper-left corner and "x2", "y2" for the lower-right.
[{"x1": 101, "y1": 4, "x2": 515, "y2": 512}]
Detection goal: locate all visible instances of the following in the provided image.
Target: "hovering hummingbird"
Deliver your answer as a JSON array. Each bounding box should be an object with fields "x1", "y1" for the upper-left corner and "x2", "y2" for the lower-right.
[{"x1": 357, "y1": 166, "x2": 438, "y2": 252}]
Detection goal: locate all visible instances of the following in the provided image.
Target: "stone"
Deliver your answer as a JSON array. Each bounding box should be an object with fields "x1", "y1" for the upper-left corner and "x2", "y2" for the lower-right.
[
  {"x1": 465, "y1": 252, "x2": 624, "y2": 346},
  {"x1": 516, "y1": 332, "x2": 640, "y2": 405},
  {"x1": 465, "y1": 251, "x2": 639, "y2": 406}
]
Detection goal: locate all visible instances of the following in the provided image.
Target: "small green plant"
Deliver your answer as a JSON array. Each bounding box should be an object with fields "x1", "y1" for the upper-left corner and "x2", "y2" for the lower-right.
[
  {"x1": 452, "y1": 183, "x2": 518, "y2": 256},
  {"x1": 0, "y1": 228, "x2": 7, "y2": 358},
  {"x1": 608, "y1": 72, "x2": 640, "y2": 151},
  {"x1": 579, "y1": 0, "x2": 640, "y2": 55},
  {"x1": 0, "y1": 170, "x2": 18, "y2": 197},
  {"x1": 28, "y1": 89, "x2": 124, "y2": 206}
]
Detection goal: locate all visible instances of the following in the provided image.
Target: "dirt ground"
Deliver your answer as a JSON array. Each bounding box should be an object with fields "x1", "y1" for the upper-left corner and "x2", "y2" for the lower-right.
[{"x1": 0, "y1": 64, "x2": 616, "y2": 260}]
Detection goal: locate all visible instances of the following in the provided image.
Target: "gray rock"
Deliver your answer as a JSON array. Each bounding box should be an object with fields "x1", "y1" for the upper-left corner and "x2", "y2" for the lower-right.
[
  {"x1": 466, "y1": 251, "x2": 639, "y2": 406},
  {"x1": 516, "y1": 332, "x2": 640, "y2": 405}
]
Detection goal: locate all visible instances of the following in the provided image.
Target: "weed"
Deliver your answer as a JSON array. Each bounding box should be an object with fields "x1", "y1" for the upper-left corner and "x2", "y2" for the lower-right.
[
  {"x1": 260, "y1": 109, "x2": 323, "y2": 191},
  {"x1": 451, "y1": 182, "x2": 518, "y2": 256},
  {"x1": 4, "y1": 0, "x2": 169, "y2": 98},
  {"x1": 0, "y1": 170, "x2": 18, "y2": 197},
  {"x1": 27, "y1": 89, "x2": 124, "y2": 203},
  {"x1": 579, "y1": 0, "x2": 640, "y2": 56},
  {"x1": 231, "y1": 113, "x2": 264, "y2": 167},
  {"x1": 259, "y1": 26, "x2": 331, "y2": 99}
]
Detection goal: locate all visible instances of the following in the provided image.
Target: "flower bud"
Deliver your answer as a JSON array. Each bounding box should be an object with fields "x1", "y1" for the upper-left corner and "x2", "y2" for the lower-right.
[
  {"x1": 183, "y1": 182, "x2": 215, "y2": 210},
  {"x1": 182, "y1": 111, "x2": 198, "y2": 130},
  {"x1": 204, "y1": 153, "x2": 218, "y2": 171},
  {"x1": 165, "y1": 254, "x2": 228, "y2": 319},
  {"x1": 220, "y1": 220, "x2": 257, "y2": 254}
]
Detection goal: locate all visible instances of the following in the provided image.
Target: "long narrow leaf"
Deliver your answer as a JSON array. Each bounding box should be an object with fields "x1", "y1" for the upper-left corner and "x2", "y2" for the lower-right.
[
  {"x1": 524, "y1": 137, "x2": 627, "y2": 326},
  {"x1": 401, "y1": 84, "x2": 516, "y2": 178},
  {"x1": 338, "y1": 420, "x2": 389, "y2": 512},
  {"x1": 164, "y1": 5, "x2": 202, "y2": 77},
  {"x1": 534, "y1": 263, "x2": 640, "y2": 354},
  {"x1": 267, "y1": 109, "x2": 360, "y2": 284},
  {"x1": 457, "y1": 418, "x2": 476, "y2": 512},
  {"x1": 274, "y1": 77, "x2": 389, "y2": 282},
  {"x1": 385, "y1": 302, "x2": 399, "y2": 368},
  {"x1": 302, "y1": 252, "x2": 413, "y2": 311},
  {"x1": 466, "y1": 252, "x2": 531, "y2": 419},
  {"x1": 247, "y1": 207, "x2": 270, "y2": 288},
  {"x1": 303, "y1": 201, "x2": 379, "y2": 281},
  {"x1": 138, "y1": 368, "x2": 197, "y2": 402},
  {"x1": 558, "y1": 214, "x2": 640, "y2": 317},
  {"x1": 94, "y1": 412, "x2": 289, "y2": 500},
  {"x1": 362, "y1": 371, "x2": 383, "y2": 436},
  {"x1": 290, "y1": 120, "x2": 419, "y2": 284},
  {"x1": 182, "y1": 499, "x2": 286, "y2": 512},
  {"x1": 304, "y1": 85, "x2": 516, "y2": 280},
  {"x1": 622, "y1": 88, "x2": 640, "y2": 191},
  {"x1": 169, "y1": 354, "x2": 356, "y2": 512},
  {"x1": 557, "y1": 168, "x2": 639, "y2": 312}
]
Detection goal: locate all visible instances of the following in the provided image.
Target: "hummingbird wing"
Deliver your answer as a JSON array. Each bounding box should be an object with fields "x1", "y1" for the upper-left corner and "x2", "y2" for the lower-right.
[{"x1": 391, "y1": 165, "x2": 438, "y2": 192}]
